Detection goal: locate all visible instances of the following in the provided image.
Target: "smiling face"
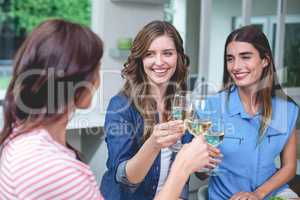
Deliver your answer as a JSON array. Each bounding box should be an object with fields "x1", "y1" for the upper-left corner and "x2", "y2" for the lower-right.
[
  {"x1": 226, "y1": 41, "x2": 269, "y2": 90},
  {"x1": 142, "y1": 35, "x2": 177, "y2": 88}
]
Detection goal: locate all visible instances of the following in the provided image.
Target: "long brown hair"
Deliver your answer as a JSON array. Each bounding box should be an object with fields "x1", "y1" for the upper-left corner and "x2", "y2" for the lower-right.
[
  {"x1": 0, "y1": 19, "x2": 103, "y2": 144},
  {"x1": 121, "y1": 20, "x2": 189, "y2": 141},
  {"x1": 223, "y1": 25, "x2": 291, "y2": 141}
]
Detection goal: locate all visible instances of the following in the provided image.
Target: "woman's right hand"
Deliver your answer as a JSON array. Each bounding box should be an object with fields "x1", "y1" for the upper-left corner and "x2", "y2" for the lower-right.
[
  {"x1": 175, "y1": 135, "x2": 220, "y2": 174},
  {"x1": 148, "y1": 120, "x2": 185, "y2": 150},
  {"x1": 195, "y1": 144, "x2": 223, "y2": 180}
]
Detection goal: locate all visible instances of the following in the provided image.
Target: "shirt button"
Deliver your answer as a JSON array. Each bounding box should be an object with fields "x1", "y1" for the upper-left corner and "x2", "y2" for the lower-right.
[{"x1": 152, "y1": 186, "x2": 156, "y2": 190}]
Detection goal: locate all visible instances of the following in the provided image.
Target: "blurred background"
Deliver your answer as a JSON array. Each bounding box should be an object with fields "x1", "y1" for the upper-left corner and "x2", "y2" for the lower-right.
[{"x1": 0, "y1": 0, "x2": 299, "y2": 199}]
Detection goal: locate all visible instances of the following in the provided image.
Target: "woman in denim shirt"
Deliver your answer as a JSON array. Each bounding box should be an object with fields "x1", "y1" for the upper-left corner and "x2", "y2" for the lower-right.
[
  {"x1": 207, "y1": 26, "x2": 299, "y2": 199},
  {"x1": 100, "y1": 21, "x2": 207, "y2": 200}
]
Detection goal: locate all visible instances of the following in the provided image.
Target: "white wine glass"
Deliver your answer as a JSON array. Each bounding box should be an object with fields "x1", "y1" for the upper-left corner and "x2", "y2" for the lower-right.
[
  {"x1": 204, "y1": 116, "x2": 225, "y2": 176},
  {"x1": 169, "y1": 91, "x2": 192, "y2": 152},
  {"x1": 191, "y1": 94, "x2": 218, "y2": 173},
  {"x1": 193, "y1": 94, "x2": 213, "y2": 134}
]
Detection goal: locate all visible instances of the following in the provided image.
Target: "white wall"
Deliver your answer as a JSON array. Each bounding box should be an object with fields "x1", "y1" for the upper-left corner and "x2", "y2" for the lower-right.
[{"x1": 173, "y1": 0, "x2": 186, "y2": 45}]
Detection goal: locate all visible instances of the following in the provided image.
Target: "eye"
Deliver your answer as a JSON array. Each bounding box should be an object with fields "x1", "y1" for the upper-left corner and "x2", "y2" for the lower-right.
[
  {"x1": 241, "y1": 55, "x2": 251, "y2": 60},
  {"x1": 163, "y1": 51, "x2": 174, "y2": 57},
  {"x1": 226, "y1": 57, "x2": 233, "y2": 63},
  {"x1": 145, "y1": 51, "x2": 154, "y2": 58}
]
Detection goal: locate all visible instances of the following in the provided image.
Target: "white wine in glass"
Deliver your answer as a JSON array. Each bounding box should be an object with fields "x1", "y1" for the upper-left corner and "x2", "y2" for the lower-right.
[
  {"x1": 171, "y1": 106, "x2": 184, "y2": 120},
  {"x1": 200, "y1": 120, "x2": 212, "y2": 133},
  {"x1": 169, "y1": 92, "x2": 192, "y2": 152},
  {"x1": 205, "y1": 117, "x2": 225, "y2": 176},
  {"x1": 184, "y1": 119, "x2": 210, "y2": 137},
  {"x1": 204, "y1": 131, "x2": 224, "y2": 147}
]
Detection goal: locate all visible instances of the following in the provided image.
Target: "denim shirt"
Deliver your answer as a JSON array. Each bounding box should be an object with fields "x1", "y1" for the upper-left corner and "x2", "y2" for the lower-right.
[
  {"x1": 100, "y1": 94, "x2": 191, "y2": 200},
  {"x1": 208, "y1": 87, "x2": 299, "y2": 200}
]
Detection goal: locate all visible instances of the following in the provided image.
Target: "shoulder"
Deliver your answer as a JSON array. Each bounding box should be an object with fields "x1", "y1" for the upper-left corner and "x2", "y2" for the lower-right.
[
  {"x1": 12, "y1": 154, "x2": 99, "y2": 199},
  {"x1": 213, "y1": 88, "x2": 231, "y2": 105},
  {"x1": 4, "y1": 132, "x2": 93, "y2": 177},
  {"x1": 5, "y1": 130, "x2": 78, "y2": 164},
  {"x1": 2, "y1": 130, "x2": 51, "y2": 162},
  {"x1": 21, "y1": 152, "x2": 92, "y2": 175},
  {"x1": 272, "y1": 96, "x2": 299, "y2": 116},
  {"x1": 106, "y1": 92, "x2": 141, "y2": 121},
  {"x1": 270, "y1": 96, "x2": 299, "y2": 133},
  {"x1": 46, "y1": 155, "x2": 93, "y2": 176},
  {"x1": 14, "y1": 142, "x2": 94, "y2": 181},
  {"x1": 107, "y1": 93, "x2": 134, "y2": 112},
  {"x1": 206, "y1": 90, "x2": 228, "y2": 112}
]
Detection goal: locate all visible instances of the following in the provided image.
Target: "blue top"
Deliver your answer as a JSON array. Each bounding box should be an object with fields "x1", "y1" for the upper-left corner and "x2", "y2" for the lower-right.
[
  {"x1": 208, "y1": 86, "x2": 299, "y2": 200},
  {"x1": 100, "y1": 94, "x2": 190, "y2": 200}
]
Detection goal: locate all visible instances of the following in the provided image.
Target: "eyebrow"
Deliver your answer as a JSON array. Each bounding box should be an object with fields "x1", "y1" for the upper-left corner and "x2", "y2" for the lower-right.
[
  {"x1": 147, "y1": 48, "x2": 176, "y2": 52},
  {"x1": 163, "y1": 48, "x2": 176, "y2": 51},
  {"x1": 239, "y1": 52, "x2": 253, "y2": 56},
  {"x1": 226, "y1": 52, "x2": 253, "y2": 57}
]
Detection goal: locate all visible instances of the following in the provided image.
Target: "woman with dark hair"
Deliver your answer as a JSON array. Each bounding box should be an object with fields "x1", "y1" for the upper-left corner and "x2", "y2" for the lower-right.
[
  {"x1": 0, "y1": 19, "x2": 104, "y2": 199},
  {"x1": 100, "y1": 20, "x2": 218, "y2": 200},
  {"x1": 208, "y1": 25, "x2": 299, "y2": 199}
]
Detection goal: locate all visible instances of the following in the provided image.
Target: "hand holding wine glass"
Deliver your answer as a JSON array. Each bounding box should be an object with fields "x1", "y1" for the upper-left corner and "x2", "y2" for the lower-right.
[
  {"x1": 204, "y1": 116, "x2": 225, "y2": 176},
  {"x1": 169, "y1": 91, "x2": 192, "y2": 152},
  {"x1": 190, "y1": 94, "x2": 225, "y2": 175},
  {"x1": 149, "y1": 120, "x2": 185, "y2": 150}
]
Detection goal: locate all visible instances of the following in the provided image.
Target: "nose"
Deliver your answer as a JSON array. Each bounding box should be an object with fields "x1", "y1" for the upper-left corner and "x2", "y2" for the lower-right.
[
  {"x1": 231, "y1": 58, "x2": 242, "y2": 71},
  {"x1": 154, "y1": 54, "x2": 163, "y2": 66}
]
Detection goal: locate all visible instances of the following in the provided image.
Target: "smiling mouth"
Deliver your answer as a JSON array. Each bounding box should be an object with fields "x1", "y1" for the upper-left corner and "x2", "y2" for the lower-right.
[
  {"x1": 152, "y1": 68, "x2": 168, "y2": 74},
  {"x1": 233, "y1": 72, "x2": 249, "y2": 80}
]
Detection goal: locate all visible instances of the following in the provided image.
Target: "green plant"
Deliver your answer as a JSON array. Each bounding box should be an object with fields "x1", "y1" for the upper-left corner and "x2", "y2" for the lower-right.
[
  {"x1": 269, "y1": 197, "x2": 286, "y2": 200},
  {"x1": 0, "y1": 0, "x2": 9, "y2": 26},
  {"x1": 282, "y1": 24, "x2": 300, "y2": 87},
  {"x1": 9, "y1": 0, "x2": 91, "y2": 35},
  {"x1": 0, "y1": 10, "x2": 4, "y2": 27}
]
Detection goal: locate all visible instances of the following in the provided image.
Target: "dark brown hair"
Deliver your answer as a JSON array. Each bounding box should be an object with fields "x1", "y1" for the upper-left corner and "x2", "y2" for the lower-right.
[
  {"x1": 121, "y1": 20, "x2": 189, "y2": 141},
  {"x1": 0, "y1": 19, "x2": 103, "y2": 144},
  {"x1": 223, "y1": 25, "x2": 291, "y2": 141}
]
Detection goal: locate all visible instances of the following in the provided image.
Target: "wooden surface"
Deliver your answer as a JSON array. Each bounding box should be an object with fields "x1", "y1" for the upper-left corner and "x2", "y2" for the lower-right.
[{"x1": 289, "y1": 175, "x2": 300, "y2": 196}]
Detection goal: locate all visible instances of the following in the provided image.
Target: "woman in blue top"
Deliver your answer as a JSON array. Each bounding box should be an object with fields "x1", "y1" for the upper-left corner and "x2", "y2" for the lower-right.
[
  {"x1": 208, "y1": 26, "x2": 299, "y2": 199},
  {"x1": 100, "y1": 21, "x2": 218, "y2": 200}
]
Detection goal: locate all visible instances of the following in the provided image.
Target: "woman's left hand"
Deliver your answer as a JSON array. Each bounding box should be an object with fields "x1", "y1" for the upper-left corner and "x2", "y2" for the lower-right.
[{"x1": 230, "y1": 192, "x2": 262, "y2": 200}]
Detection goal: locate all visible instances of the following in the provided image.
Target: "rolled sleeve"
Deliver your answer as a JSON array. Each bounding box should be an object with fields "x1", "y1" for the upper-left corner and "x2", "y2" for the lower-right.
[
  {"x1": 116, "y1": 160, "x2": 141, "y2": 192},
  {"x1": 179, "y1": 181, "x2": 189, "y2": 200}
]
